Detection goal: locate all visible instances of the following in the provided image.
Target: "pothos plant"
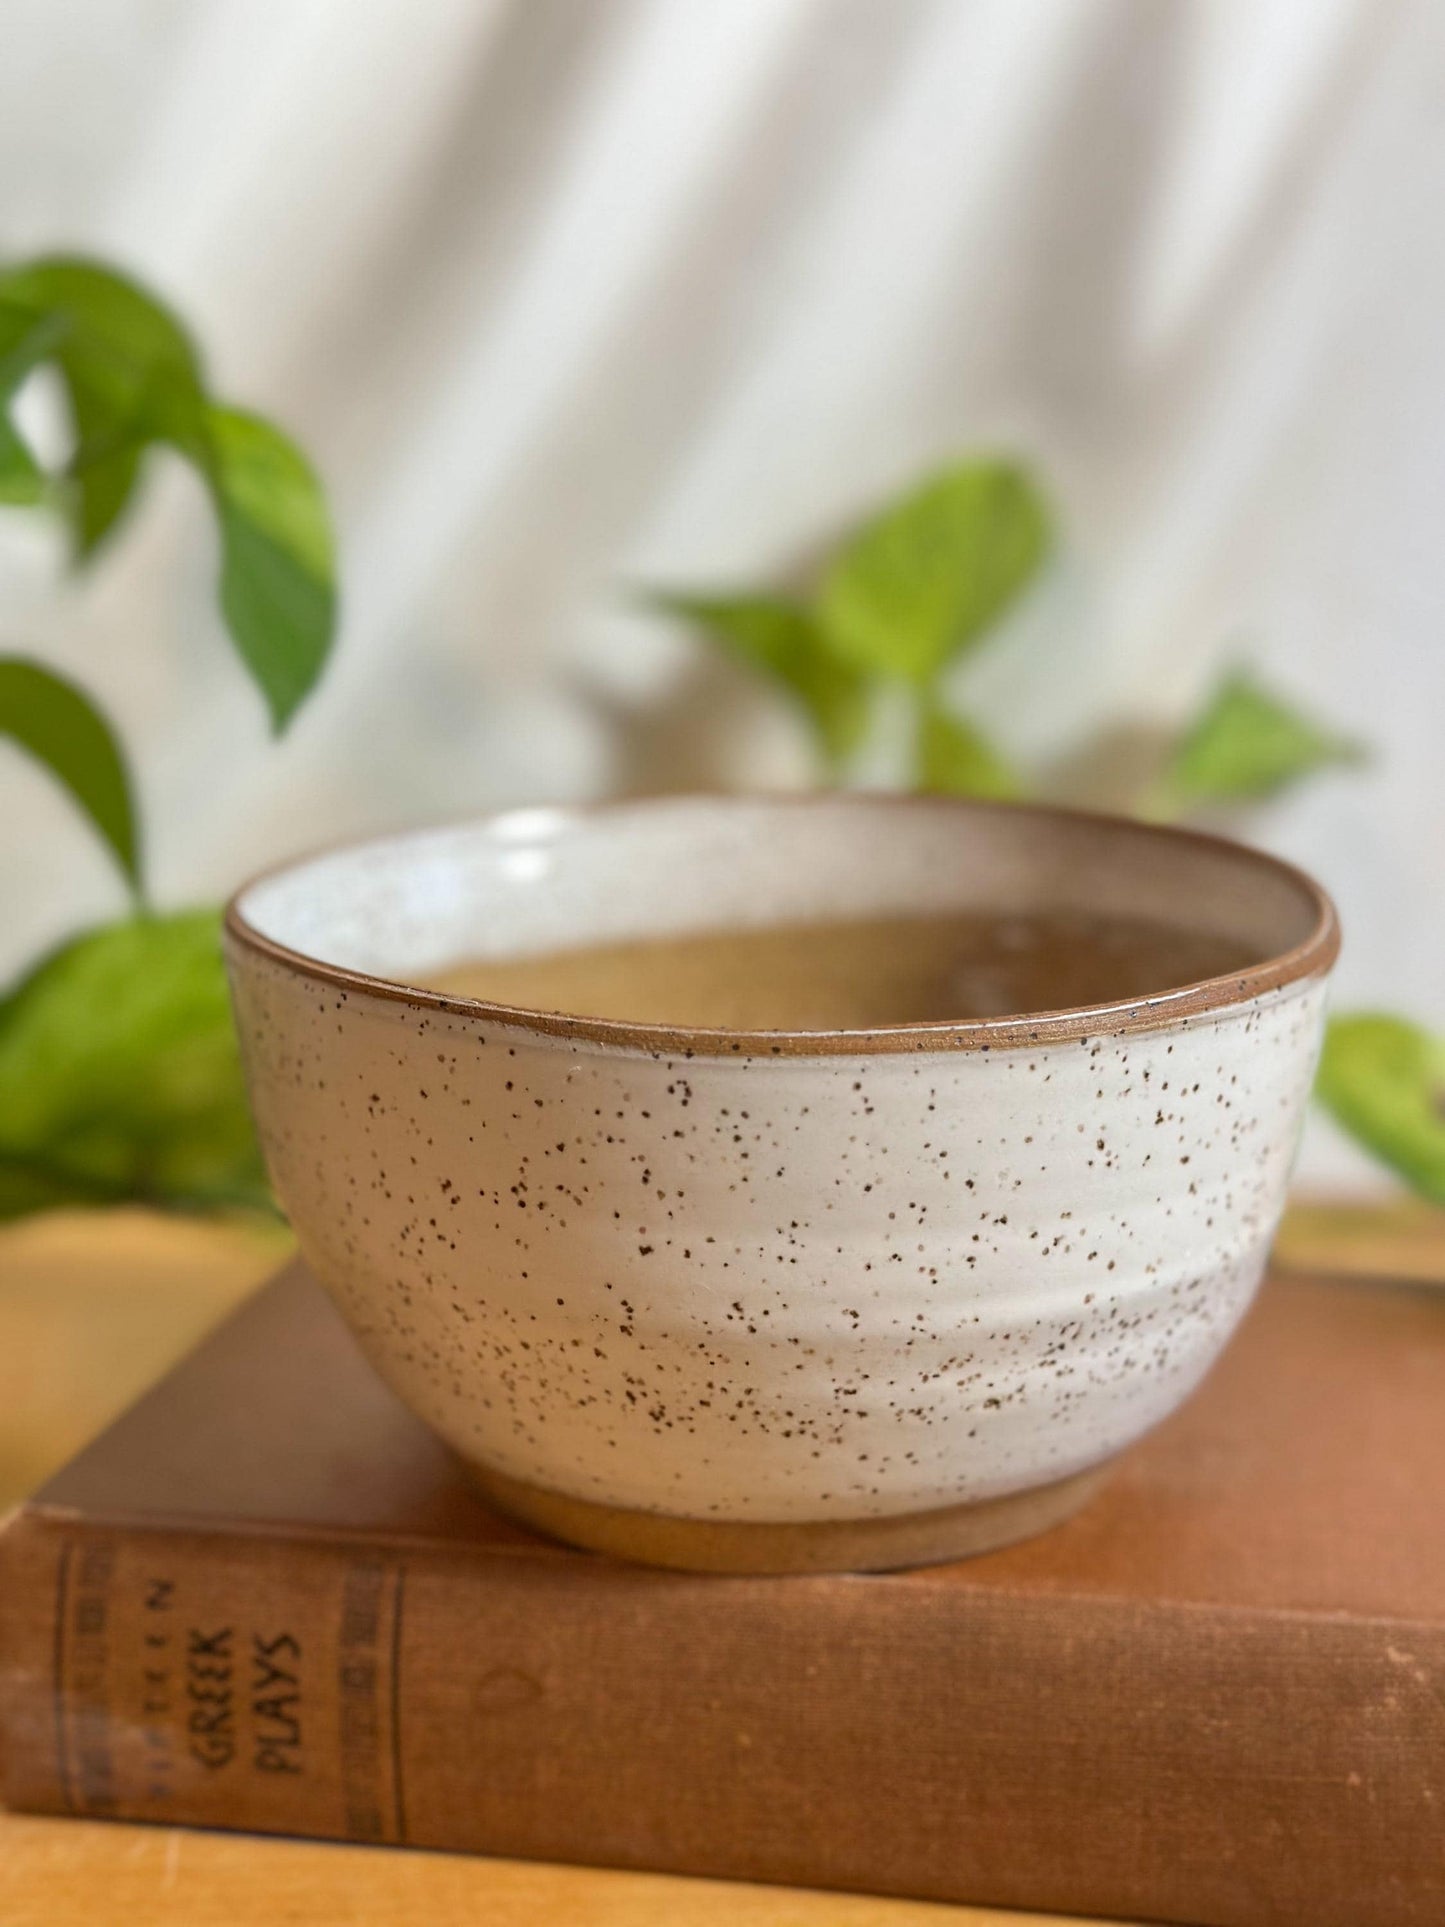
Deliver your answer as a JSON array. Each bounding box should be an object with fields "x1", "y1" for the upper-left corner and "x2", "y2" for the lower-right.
[
  {"x1": 2, "y1": 268, "x2": 1438, "y2": 1219},
  {"x1": 0, "y1": 257, "x2": 335, "y2": 1218},
  {"x1": 648, "y1": 458, "x2": 1445, "y2": 1207}
]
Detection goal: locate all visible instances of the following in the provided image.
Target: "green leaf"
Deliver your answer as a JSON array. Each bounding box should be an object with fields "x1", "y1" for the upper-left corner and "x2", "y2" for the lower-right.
[
  {"x1": 653, "y1": 591, "x2": 868, "y2": 770},
  {"x1": 0, "y1": 301, "x2": 67, "y2": 507},
  {"x1": 0, "y1": 257, "x2": 206, "y2": 557},
  {"x1": 68, "y1": 433, "x2": 145, "y2": 557},
  {"x1": 0, "y1": 910, "x2": 273, "y2": 1220},
  {"x1": 0, "y1": 657, "x2": 141, "y2": 892},
  {"x1": 817, "y1": 458, "x2": 1051, "y2": 684},
  {"x1": 1316, "y1": 1013, "x2": 1445, "y2": 1205},
  {"x1": 1160, "y1": 671, "x2": 1364, "y2": 811},
  {"x1": 0, "y1": 256, "x2": 337, "y2": 730},
  {"x1": 0, "y1": 414, "x2": 44, "y2": 504},
  {"x1": 204, "y1": 406, "x2": 337, "y2": 731},
  {"x1": 0, "y1": 259, "x2": 203, "y2": 428},
  {"x1": 916, "y1": 697, "x2": 1020, "y2": 799},
  {"x1": 0, "y1": 300, "x2": 68, "y2": 398}
]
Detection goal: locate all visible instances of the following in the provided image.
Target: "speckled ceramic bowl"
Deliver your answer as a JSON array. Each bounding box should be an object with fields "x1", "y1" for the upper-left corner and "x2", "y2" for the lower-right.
[{"x1": 225, "y1": 794, "x2": 1337, "y2": 1573}]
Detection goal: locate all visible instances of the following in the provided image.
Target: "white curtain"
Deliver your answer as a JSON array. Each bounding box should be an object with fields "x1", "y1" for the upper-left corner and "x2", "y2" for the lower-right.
[{"x1": 2, "y1": 0, "x2": 1442, "y2": 1187}]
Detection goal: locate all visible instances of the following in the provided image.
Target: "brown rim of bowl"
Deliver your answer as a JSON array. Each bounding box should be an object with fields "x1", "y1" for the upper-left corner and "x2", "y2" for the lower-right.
[{"x1": 222, "y1": 791, "x2": 1340, "y2": 1059}]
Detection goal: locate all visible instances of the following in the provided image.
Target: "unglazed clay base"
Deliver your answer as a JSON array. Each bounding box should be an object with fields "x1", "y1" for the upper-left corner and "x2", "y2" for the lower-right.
[{"x1": 465, "y1": 1459, "x2": 1111, "y2": 1574}]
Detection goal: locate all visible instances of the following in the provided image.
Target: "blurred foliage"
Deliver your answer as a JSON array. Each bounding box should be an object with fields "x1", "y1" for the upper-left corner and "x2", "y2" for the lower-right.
[
  {"x1": 0, "y1": 301, "x2": 65, "y2": 503},
  {"x1": 1317, "y1": 1016, "x2": 1445, "y2": 1207},
  {"x1": 1153, "y1": 669, "x2": 1365, "y2": 816},
  {"x1": 651, "y1": 457, "x2": 1052, "y2": 795},
  {"x1": 2, "y1": 256, "x2": 205, "y2": 553},
  {"x1": 0, "y1": 256, "x2": 335, "y2": 728},
  {"x1": 650, "y1": 453, "x2": 1367, "y2": 816},
  {"x1": 646, "y1": 592, "x2": 867, "y2": 774},
  {"x1": 0, "y1": 659, "x2": 140, "y2": 893},
  {"x1": 0, "y1": 253, "x2": 339, "y2": 1224},
  {"x1": 916, "y1": 696, "x2": 1019, "y2": 800},
  {"x1": 205, "y1": 404, "x2": 336, "y2": 729},
  {"x1": 0, "y1": 911, "x2": 269, "y2": 1221},
  {"x1": 817, "y1": 459, "x2": 1051, "y2": 686}
]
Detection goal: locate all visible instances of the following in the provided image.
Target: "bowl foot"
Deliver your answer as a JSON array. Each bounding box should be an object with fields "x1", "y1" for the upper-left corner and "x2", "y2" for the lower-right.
[{"x1": 462, "y1": 1459, "x2": 1109, "y2": 1574}]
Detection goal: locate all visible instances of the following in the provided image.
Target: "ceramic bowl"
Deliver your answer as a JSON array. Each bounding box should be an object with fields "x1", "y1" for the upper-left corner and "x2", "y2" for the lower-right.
[{"x1": 224, "y1": 794, "x2": 1337, "y2": 1573}]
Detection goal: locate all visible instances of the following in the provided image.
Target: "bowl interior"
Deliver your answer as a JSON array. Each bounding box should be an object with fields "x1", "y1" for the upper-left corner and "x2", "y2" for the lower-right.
[{"x1": 229, "y1": 795, "x2": 1333, "y2": 1039}]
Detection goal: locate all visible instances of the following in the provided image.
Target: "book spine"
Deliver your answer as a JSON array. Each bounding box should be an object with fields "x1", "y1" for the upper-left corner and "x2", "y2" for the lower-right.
[{"x1": 2, "y1": 1508, "x2": 1442, "y2": 1927}]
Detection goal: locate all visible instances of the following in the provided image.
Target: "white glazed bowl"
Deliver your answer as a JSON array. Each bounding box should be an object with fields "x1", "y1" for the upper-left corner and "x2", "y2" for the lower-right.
[{"x1": 225, "y1": 795, "x2": 1337, "y2": 1572}]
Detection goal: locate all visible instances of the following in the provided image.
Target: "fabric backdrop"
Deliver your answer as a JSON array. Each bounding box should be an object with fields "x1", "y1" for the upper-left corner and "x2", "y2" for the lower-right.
[{"x1": 2, "y1": 0, "x2": 1442, "y2": 1188}]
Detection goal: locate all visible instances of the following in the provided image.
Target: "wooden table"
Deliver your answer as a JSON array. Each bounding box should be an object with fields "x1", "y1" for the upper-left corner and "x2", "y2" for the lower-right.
[
  {"x1": 0, "y1": 1812, "x2": 1072, "y2": 1926},
  {"x1": 3, "y1": 1199, "x2": 1440, "y2": 1924}
]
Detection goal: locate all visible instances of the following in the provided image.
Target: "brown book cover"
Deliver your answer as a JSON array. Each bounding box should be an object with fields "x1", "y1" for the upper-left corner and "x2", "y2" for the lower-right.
[{"x1": 2, "y1": 1259, "x2": 1442, "y2": 1926}]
